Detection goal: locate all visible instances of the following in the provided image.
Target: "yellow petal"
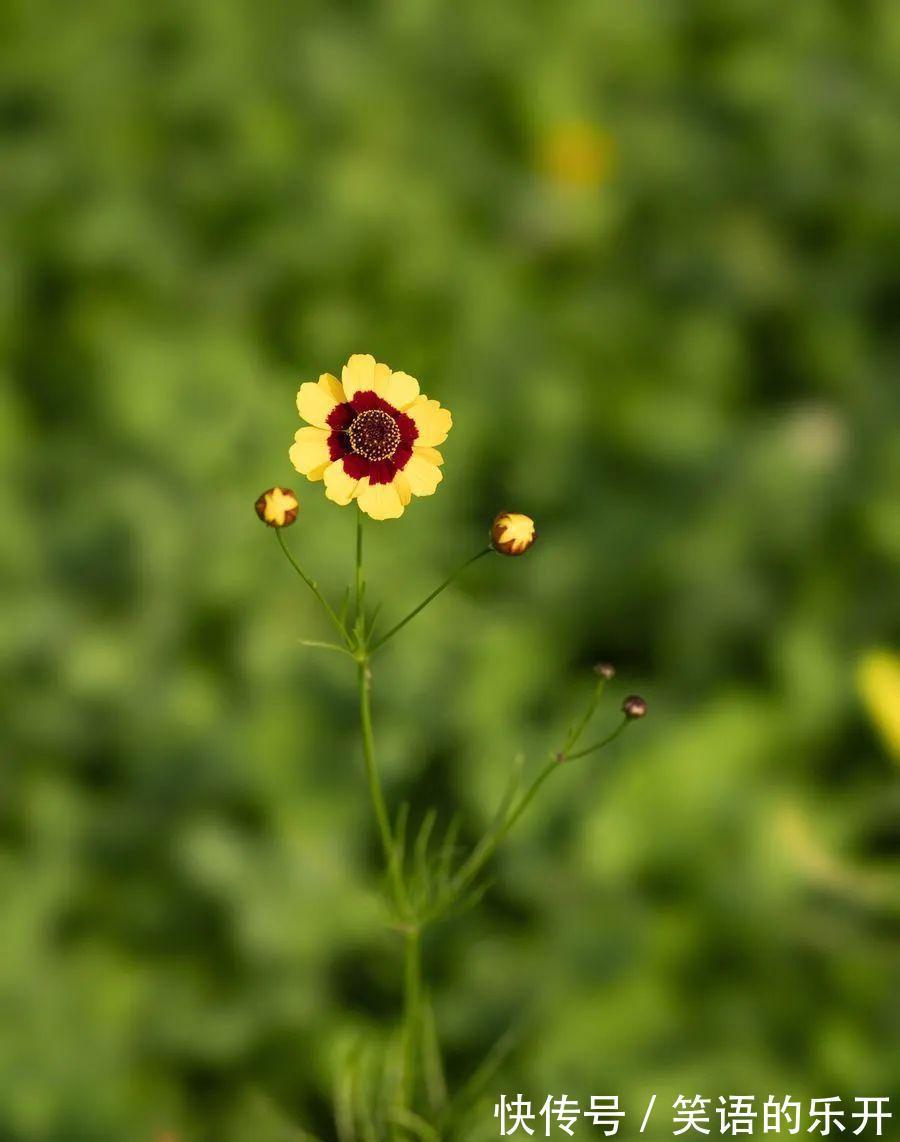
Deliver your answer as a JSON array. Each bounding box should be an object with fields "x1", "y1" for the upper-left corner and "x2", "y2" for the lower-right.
[
  {"x1": 382, "y1": 370, "x2": 420, "y2": 410},
  {"x1": 413, "y1": 445, "x2": 444, "y2": 467},
  {"x1": 372, "y1": 361, "x2": 392, "y2": 397},
  {"x1": 407, "y1": 397, "x2": 452, "y2": 446},
  {"x1": 323, "y1": 460, "x2": 360, "y2": 506},
  {"x1": 393, "y1": 471, "x2": 413, "y2": 506},
  {"x1": 342, "y1": 353, "x2": 378, "y2": 399},
  {"x1": 296, "y1": 373, "x2": 344, "y2": 429},
  {"x1": 319, "y1": 372, "x2": 345, "y2": 403},
  {"x1": 357, "y1": 480, "x2": 405, "y2": 520},
  {"x1": 403, "y1": 453, "x2": 443, "y2": 497},
  {"x1": 857, "y1": 650, "x2": 900, "y2": 762},
  {"x1": 289, "y1": 427, "x2": 331, "y2": 480}
]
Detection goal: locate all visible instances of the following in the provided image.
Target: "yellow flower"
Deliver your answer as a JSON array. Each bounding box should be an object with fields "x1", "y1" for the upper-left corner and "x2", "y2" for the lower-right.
[
  {"x1": 857, "y1": 649, "x2": 900, "y2": 762},
  {"x1": 538, "y1": 121, "x2": 615, "y2": 190},
  {"x1": 255, "y1": 486, "x2": 299, "y2": 527},
  {"x1": 289, "y1": 354, "x2": 452, "y2": 521},
  {"x1": 491, "y1": 512, "x2": 537, "y2": 556}
]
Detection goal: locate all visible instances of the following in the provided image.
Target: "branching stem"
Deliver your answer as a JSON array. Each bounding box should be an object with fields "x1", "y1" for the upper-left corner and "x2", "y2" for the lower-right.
[{"x1": 370, "y1": 547, "x2": 493, "y2": 653}]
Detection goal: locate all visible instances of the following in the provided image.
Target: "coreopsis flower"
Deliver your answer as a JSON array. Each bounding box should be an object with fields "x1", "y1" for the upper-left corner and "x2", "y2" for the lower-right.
[
  {"x1": 857, "y1": 649, "x2": 900, "y2": 761},
  {"x1": 255, "y1": 486, "x2": 299, "y2": 527},
  {"x1": 289, "y1": 354, "x2": 452, "y2": 521},
  {"x1": 491, "y1": 512, "x2": 537, "y2": 556}
]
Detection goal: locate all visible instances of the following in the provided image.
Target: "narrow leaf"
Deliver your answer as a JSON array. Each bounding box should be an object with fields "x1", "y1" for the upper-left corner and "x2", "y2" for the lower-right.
[
  {"x1": 437, "y1": 814, "x2": 462, "y2": 888},
  {"x1": 388, "y1": 1108, "x2": 441, "y2": 1142},
  {"x1": 414, "y1": 808, "x2": 438, "y2": 897}
]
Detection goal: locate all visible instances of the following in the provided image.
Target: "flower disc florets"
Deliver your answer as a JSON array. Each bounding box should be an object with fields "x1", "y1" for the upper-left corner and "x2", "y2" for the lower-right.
[{"x1": 348, "y1": 408, "x2": 402, "y2": 461}]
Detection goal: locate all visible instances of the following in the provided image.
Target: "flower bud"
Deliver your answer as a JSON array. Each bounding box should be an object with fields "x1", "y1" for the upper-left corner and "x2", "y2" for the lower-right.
[
  {"x1": 622, "y1": 694, "x2": 647, "y2": 719},
  {"x1": 491, "y1": 512, "x2": 537, "y2": 556},
  {"x1": 255, "y1": 486, "x2": 299, "y2": 528},
  {"x1": 594, "y1": 662, "x2": 615, "y2": 679}
]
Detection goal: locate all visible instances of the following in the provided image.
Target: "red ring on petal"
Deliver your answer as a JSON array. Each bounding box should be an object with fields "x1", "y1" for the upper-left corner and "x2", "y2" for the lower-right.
[
  {"x1": 327, "y1": 402, "x2": 355, "y2": 430},
  {"x1": 395, "y1": 411, "x2": 418, "y2": 445},
  {"x1": 367, "y1": 459, "x2": 397, "y2": 486},
  {"x1": 328, "y1": 431, "x2": 350, "y2": 460},
  {"x1": 342, "y1": 453, "x2": 370, "y2": 480},
  {"x1": 392, "y1": 444, "x2": 413, "y2": 471},
  {"x1": 333, "y1": 391, "x2": 421, "y2": 474}
]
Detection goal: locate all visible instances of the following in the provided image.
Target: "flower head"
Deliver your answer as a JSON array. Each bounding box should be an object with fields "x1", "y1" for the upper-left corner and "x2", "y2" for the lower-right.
[
  {"x1": 289, "y1": 354, "x2": 452, "y2": 521},
  {"x1": 491, "y1": 512, "x2": 537, "y2": 556},
  {"x1": 857, "y1": 649, "x2": 900, "y2": 761},
  {"x1": 255, "y1": 486, "x2": 299, "y2": 527}
]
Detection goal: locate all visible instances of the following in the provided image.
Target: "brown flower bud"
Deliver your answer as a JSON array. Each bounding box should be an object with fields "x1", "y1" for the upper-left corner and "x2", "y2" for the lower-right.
[
  {"x1": 255, "y1": 486, "x2": 299, "y2": 528},
  {"x1": 491, "y1": 512, "x2": 537, "y2": 556},
  {"x1": 622, "y1": 694, "x2": 647, "y2": 719},
  {"x1": 594, "y1": 662, "x2": 616, "y2": 679}
]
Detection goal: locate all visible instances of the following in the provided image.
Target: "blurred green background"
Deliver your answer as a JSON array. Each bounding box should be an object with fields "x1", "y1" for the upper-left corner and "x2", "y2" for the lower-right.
[{"x1": 2, "y1": 0, "x2": 899, "y2": 1138}]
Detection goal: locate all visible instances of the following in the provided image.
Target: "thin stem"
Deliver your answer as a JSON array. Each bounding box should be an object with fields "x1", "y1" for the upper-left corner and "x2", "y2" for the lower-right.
[
  {"x1": 439, "y1": 718, "x2": 635, "y2": 914},
  {"x1": 370, "y1": 547, "x2": 493, "y2": 653},
  {"x1": 357, "y1": 658, "x2": 406, "y2": 911},
  {"x1": 445, "y1": 759, "x2": 557, "y2": 906},
  {"x1": 562, "y1": 674, "x2": 610, "y2": 754},
  {"x1": 564, "y1": 717, "x2": 629, "y2": 761},
  {"x1": 355, "y1": 510, "x2": 365, "y2": 637},
  {"x1": 399, "y1": 927, "x2": 422, "y2": 1119},
  {"x1": 276, "y1": 529, "x2": 351, "y2": 647}
]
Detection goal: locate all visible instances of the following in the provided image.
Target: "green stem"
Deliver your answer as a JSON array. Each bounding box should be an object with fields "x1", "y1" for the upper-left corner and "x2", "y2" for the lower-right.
[
  {"x1": 357, "y1": 656, "x2": 406, "y2": 912},
  {"x1": 355, "y1": 510, "x2": 365, "y2": 637},
  {"x1": 400, "y1": 927, "x2": 422, "y2": 1118},
  {"x1": 276, "y1": 529, "x2": 351, "y2": 647},
  {"x1": 349, "y1": 511, "x2": 417, "y2": 1136},
  {"x1": 562, "y1": 674, "x2": 610, "y2": 754},
  {"x1": 564, "y1": 717, "x2": 629, "y2": 761},
  {"x1": 445, "y1": 759, "x2": 557, "y2": 906},
  {"x1": 370, "y1": 547, "x2": 493, "y2": 654},
  {"x1": 441, "y1": 718, "x2": 634, "y2": 912}
]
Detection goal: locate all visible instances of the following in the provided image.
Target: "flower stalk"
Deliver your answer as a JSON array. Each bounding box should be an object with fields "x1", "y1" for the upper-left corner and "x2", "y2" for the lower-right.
[
  {"x1": 275, "y1": 529, "x2": 352, "y2": 649},
  {"x1": 370, "y1": 546, "x2": 493, "y2": 653},
  {"x1": 401, "y1": 926, "x2": 422, "y2": 1118}
]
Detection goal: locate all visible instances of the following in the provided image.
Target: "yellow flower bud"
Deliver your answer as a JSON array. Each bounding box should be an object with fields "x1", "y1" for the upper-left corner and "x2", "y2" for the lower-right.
[
  {"x1": 491, "y1": 512, "x2": 537, "y2": 556},
  {"x1": 255, "y1": 486, "x2": 299, "y2": 528}
]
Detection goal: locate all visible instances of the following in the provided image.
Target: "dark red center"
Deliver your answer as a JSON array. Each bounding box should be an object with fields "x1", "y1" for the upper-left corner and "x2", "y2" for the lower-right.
[
  {"x1": 325, "y1": 391, "x2": 418, "y2": 484},
  {"x1": 347, "y1": 408, "x2": 401, "y2": 461}
]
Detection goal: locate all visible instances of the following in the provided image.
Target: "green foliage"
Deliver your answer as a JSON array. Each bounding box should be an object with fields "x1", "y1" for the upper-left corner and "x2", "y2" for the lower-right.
[{"x1": 1, "y1": 0, "x2": 899, "y2": 1138}]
